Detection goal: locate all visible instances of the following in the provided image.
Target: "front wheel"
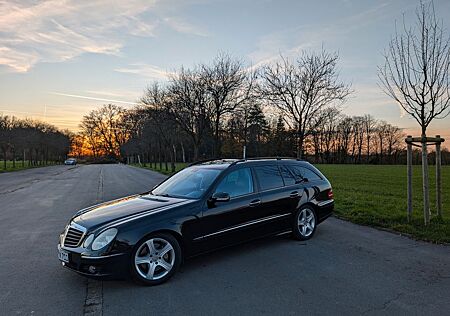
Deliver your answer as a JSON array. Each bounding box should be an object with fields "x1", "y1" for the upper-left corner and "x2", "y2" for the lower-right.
[
  {"x1": 292, "y1": 206, "x2": 317, "y2": 240},
  {"x1": 131, "y1": 233, "x2": 181, "y2": 286}
]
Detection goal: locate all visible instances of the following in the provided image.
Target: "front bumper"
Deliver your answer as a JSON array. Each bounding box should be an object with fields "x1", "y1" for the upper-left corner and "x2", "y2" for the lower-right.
[{"x1": 58, "y1": 244, "x2": 130, "y2": 279}]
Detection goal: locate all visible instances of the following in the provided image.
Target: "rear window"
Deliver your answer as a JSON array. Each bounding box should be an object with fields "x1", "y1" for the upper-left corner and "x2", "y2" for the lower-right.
[
  {"x1": 253, "y1": 165, "x2": 284, "y2": 191},
  {"x1": 280, "y1": 165, "x2": 296, "y2": 186},
  {"x1": 288, "y1": 165, "x2": 322, "y2": 181}
]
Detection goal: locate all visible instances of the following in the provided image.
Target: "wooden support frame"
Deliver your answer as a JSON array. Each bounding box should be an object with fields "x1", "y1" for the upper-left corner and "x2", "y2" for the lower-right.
[{"x1": 405, "y1": 135, "x2": 445, "y2": 224}]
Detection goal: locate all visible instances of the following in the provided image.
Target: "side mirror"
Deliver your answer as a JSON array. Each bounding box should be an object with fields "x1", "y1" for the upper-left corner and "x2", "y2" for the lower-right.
[{"x1": 210, "y1": 192, "x2": 230, "y2": 203}]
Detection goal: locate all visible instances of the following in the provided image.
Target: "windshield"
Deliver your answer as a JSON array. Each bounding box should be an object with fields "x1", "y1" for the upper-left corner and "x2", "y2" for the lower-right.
[{"x1": 151, "y1": 167, "x2": 223, "y2": 199}]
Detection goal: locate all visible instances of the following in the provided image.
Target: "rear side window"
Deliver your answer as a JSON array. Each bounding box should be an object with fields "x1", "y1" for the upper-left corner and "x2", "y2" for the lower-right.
[
  {"x1": 280, "y1": 165, "x2": 296, "y2": 186},
  {"x1": 288, "y1": 165, "x2": 322, "y2": 181},
  {"x1": 253, "y1": 165, "x2": 284, "y2": 191}
]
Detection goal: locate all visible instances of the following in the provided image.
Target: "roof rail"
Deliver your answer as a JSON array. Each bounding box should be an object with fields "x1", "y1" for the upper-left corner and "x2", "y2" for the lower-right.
[
  {"x1": 188, "y1": 158, "x2": 240, "y2": 167},
  {"x1": 189, "y1": 157, "x2": 302, "y2": 167},
  {"x1": 243, "y1": 156, "x2": 300, "y2": 161},
  {"x1": 188, "y1": 158, "x2": 221, "y2": 167},
  {"x1": 229, "y1": 157, "x2": 301, "y2": 166}
]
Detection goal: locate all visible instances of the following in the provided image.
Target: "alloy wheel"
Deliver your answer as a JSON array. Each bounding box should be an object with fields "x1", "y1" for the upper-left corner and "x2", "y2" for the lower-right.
[
  {"x1": 297, "y1": 208, "x2": 316, "y2": 237},
  {"x1": 134, "y1": 237, "x2": 176, "y2": 280}
]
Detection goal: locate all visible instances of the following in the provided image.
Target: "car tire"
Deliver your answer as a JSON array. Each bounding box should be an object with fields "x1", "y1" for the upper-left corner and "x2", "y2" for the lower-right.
[
  {"x1": 292, "y1": 205, "x2": 317, "y2": 241},
  {"x1": 131, "y1": 233, "x2": 182, "y2": 286}
]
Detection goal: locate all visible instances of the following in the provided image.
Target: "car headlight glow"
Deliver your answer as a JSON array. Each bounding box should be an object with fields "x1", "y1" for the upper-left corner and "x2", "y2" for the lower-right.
[{"x1": 91, "y1": 228, "x2": 118, "y2": 251}]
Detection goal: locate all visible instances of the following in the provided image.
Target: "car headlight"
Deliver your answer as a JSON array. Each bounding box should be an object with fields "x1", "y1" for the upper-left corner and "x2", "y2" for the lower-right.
[
  {"x1": 91, "y1": 228, "x2": 118, "y2": 251},
  {"x1": 83, "y1": 234, "x2": 94, "y2": 248}
]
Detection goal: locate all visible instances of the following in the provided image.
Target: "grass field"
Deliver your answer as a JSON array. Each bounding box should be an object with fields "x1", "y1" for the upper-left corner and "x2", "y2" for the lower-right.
[
  {"x1": 316, "y1": 164, "x2": 450, "y2": 244},
  {"x1": 0, "y1": 160, "x2": 58, "y2": 173},
  {"x1": 132, "y1": 162, "x2": 188, "y2": 175},
  {"x1": 132, "y1": 162, "x2": 450, "y2": 243}
]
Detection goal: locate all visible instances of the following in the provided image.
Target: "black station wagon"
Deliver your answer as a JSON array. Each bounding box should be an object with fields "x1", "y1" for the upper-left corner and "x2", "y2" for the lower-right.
[{"x1": 58, "y1": 158, "x2": 334, "y2": 285}]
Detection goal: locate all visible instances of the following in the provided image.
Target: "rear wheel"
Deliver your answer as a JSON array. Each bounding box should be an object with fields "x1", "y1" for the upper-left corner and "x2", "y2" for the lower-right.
[
  {"x1": 131, "y1": 233, "x2": 181, "y2": 285},
  {"x1": 292, "y1": 206, "x2": 317, "y2": 240}
]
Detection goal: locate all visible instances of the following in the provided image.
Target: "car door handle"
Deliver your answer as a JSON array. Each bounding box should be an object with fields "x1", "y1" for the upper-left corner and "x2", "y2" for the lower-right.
[
  {"x1": 249, "y1": 199, "x2": 261, "y2": 207},
  {"x1": 290, "y1": 191, "x2": 299, "y2": 198}
]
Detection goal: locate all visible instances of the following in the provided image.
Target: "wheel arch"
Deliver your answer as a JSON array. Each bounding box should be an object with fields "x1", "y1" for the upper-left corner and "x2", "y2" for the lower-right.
[{"x1": 134, "y1": 229, "x2": 185, "y2": 259}]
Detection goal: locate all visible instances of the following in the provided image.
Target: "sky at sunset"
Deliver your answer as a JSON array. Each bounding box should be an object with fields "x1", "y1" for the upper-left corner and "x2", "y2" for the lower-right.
[{"x1": 0, "y1": 0, "x2": 449, "y2": 142}]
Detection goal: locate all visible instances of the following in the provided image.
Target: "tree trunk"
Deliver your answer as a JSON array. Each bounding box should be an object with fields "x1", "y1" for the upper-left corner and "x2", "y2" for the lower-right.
[
  {"x1": 158, "y1": 142, "x2": 162, "y2": 170},
  {"x1": 193, "y1": 143, "x2": 199, "y2": 162},
  {"x1": 421, "y1": 134, "x2": 430, "y2": 225},
  {"x1": 436, "y1": 137, "x2": 442, "y2": 218},
  {"x1": 406, "y1": 138, "x2": 413, "y2": 222},
  {"x1": 297, "y1": 131, "x2": 304, "y2": 159},
  {"x1": 171, "y1": 145, "x2": 176, "y2": 173},
  {"x1": 181, "y1": 142, "x2": 186, "y2": 163},
  {"x1": 214, "y1": 116, "x2": 221, "y2": 157},
  {"x1": 164, "y1": 149, "x2": 168, "y2": 172}
]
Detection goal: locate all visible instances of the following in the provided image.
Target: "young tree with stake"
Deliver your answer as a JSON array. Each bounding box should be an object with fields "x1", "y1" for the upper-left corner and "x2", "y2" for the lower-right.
[{"x1": 378, "y1": 1, "x2": 450, "y2": 225}]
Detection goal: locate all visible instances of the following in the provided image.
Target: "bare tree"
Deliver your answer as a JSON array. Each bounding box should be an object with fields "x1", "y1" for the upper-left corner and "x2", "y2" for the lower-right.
[
  {"x1": 202, "y1": 53, "x2": 254, "y2": 157},
  {"x1": 259, "y1": 50, "x2": 351, "y2": 158},
  {"x1": 362, "y1": 114, "x2": 376, "y2": 163},
  {"x1": 166, "y1": 67, "x2": 212, "y2": 161},
  {"x1": 378, "y1": 1, "x2": 450, "y2": 224},
  {"x1": 80, "y1": 104, "x2": 131, "y2": 159}
]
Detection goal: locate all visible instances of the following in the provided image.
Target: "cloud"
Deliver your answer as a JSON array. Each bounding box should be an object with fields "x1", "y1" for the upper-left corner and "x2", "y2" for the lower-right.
[
  {"x1": 0, "y1": 0, "x2": 207, "y2": 73},
  {"x1": 85, "y1": 90, "x2": 140, "y2": 98},
  {"x1": 163, "y1": 17, "x2": 209, "y2": 37},
  {"x1": 50, "y1": 92, "x2": 139, "y2": 105},
  {"x1": 114, "y1": 63, "x2": 174, "y2": 80},
  {"x1": 248, "y1": 2, "x2": 392, "y2": 66}
]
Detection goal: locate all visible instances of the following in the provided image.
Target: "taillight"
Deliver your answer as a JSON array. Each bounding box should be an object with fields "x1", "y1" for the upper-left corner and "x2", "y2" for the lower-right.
[{"x1": 327, "y1": 189, "x2": 334, "y2": 200}]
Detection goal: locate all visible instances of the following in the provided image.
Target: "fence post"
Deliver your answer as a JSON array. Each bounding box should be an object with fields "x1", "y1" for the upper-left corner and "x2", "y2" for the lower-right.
[
  {"x1": 406, "y1": 136, "x2": 413, "y2": 222},
  {"x1": 436, "y1": 135, "x2": 442, "y2": 218}
]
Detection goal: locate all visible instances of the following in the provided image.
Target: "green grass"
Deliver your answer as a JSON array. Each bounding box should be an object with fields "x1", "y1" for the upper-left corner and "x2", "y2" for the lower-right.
[
  {"x1": 316, "y1": 164, "x2": 450, "y2": 244},
  {"x1": 131, "y1": 162, "x2": 188, "y2": 175},
  {"x1": 0, "y1": 160, "x2": 59, "y2": 173}
]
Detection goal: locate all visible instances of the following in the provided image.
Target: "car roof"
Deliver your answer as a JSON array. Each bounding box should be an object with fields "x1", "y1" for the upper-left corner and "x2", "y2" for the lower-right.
[{"x1": 192, "y1": 158, "x2": 309, "y2": 169}]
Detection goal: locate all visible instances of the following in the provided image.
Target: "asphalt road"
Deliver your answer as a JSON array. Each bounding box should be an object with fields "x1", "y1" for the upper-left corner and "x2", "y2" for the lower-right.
[{"x1": 1, "y1": 164, "x2": 449, "y2": 315}]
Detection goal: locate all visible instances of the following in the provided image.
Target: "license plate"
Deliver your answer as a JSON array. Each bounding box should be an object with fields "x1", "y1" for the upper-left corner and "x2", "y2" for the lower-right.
[{"x1": 58, "y1": 248, "x2": 69, "y2": 263}]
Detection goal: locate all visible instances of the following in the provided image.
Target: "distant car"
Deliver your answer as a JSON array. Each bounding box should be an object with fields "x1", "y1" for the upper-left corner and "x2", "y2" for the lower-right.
[
  {"x1": 64, "y1": 158, "x2": 77, "y2": 165},
  {"x1": 58, "y1": 158, "x2": 334, "y2": 285}
]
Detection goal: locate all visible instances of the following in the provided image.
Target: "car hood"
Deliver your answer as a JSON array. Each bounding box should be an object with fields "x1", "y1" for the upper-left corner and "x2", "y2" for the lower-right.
[{"x1": 72, "y1": 194, "x2": 192, "y2": 229}]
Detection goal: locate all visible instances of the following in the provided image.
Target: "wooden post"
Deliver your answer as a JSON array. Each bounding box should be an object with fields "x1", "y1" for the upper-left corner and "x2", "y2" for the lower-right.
[
  {"x1": 406, "y1": 136, "x2": 413, "y2": 222},
  {"x1": 421, "y1": 135, "x2": 430, "y2": 225},
  {"x1": 436, "y1": 135, "x2": 442, "y2": 218}
]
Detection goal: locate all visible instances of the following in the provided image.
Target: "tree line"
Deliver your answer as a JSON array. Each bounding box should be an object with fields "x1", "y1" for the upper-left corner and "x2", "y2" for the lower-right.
[
  {"x1": 0, "y1": 115, "x2": 71, "y2": 168},
  {"x1": 75, "y1": 52, "x2": 449, "y2": 169}
]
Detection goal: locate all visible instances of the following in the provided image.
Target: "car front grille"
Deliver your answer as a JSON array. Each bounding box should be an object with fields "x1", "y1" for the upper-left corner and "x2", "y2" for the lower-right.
[{"x1": 64, "y1": 226, "x2": 84, "y2": 247}]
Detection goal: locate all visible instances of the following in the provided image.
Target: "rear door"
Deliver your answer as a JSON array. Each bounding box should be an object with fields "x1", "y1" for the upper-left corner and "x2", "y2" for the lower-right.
[{"x1": 251, "y1": 164, "x2": 299, "y2": 234}]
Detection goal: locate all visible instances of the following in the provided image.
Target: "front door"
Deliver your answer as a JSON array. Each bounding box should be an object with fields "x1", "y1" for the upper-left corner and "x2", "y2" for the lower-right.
[{"x1": 196, "y1": 167, "x2": 263, "y2": 251}]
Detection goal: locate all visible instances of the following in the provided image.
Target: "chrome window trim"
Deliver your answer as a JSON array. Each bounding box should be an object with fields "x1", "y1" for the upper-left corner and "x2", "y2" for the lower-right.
[{"x1": 194, "y1": 213, "x2": 291, "y2": 241}]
